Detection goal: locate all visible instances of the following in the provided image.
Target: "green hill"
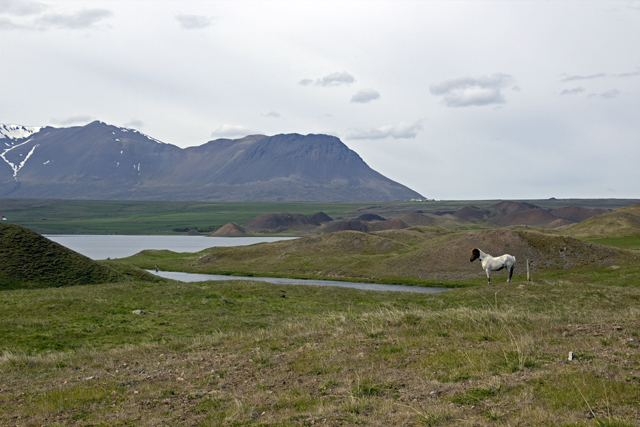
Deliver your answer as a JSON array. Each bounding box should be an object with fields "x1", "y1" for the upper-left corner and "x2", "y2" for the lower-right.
[
  {"x1": 564, "y1": 203, "x2": 640, "y2": 238},
  {"x1": 0, "y1": 223, "x2": 124, "y2": 289}
]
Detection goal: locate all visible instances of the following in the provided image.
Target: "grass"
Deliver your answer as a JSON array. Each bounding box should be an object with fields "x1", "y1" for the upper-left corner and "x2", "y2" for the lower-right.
[
  {"x1": 0, "y1": 199, "x2": 374, "y2": 234},
  {"x1": 586, "y1": 237, "x2": 640, "y2": 251},
  {"x1": 1, "y1": 268, "x2": 640, "y2": 426},
  {"x1": 2, "y1": 198, "x2": 637, "y2": 235}
]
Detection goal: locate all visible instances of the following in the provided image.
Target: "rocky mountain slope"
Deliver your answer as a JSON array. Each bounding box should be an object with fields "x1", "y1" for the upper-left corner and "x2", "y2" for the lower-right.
[{"x1": 0, "y1": 121, "x2": 422, "y2": 202}]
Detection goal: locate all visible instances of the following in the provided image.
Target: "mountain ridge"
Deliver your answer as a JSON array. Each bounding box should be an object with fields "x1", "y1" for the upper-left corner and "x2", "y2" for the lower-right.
[{"x1": 0, "y1": 121, "x2": 422, "y2": 202}]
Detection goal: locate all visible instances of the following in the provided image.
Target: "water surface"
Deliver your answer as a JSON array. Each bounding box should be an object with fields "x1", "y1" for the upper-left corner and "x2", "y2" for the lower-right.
[
  {"x1": 45, "y1": 235, "x2": 295, "y2": 260},
  {"x1": 149, "y1": 270, "x2": 450, "y2": 293}
]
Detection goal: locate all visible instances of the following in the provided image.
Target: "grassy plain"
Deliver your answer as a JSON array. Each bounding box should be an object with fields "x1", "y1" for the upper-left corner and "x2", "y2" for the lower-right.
[
  {"x1": 1, "y1": 266, "x2": 639, "y2": 426},
  {"x1": 0, "y1": 199, "x2": 372, "y2": 234}
]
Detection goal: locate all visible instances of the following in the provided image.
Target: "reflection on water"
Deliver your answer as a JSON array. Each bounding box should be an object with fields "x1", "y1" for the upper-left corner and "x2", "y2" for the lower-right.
[
  {"x1": 45, "y1": 235, "x2": 295, "y2": 260},
  {"x1": 149, "y1": 270, "x2": 450, "y2": 293}
]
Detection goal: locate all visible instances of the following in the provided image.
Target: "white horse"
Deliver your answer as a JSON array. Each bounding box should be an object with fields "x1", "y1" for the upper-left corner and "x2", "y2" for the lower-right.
[{"x1": 470, "y1": 248, "x2": 516, "y2": 284}]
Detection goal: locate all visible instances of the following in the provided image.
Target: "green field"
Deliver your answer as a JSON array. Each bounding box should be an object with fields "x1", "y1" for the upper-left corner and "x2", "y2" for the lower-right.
[
  {"x1": 2, "y1": 198, "x2": 637, "y2": 235},
  {"x1": 1, "y1": 266, "x2": 639, "y2": 426},
  {"x1": 0, "y1": 199, "x2": 373, "y2": 234}
]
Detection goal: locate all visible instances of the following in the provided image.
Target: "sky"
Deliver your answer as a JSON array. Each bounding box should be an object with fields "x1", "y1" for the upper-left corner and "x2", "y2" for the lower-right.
[{"x1": 1, "y1": 0, "x2": 639, "y2": 200}]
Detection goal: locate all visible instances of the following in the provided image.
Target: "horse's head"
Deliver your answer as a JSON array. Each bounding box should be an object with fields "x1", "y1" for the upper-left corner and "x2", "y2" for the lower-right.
[{"x1": 470, "y1": 248, "x2": 480, "y2": 262}]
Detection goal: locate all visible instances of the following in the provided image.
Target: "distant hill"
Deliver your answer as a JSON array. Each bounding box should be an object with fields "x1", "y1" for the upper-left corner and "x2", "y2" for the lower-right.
[
  {"x1": 0, "y1": 121, "x2": 422, "y2": 202},
  {"x1": 0, "y1": 223, "x2": 123, "y2": 289},
  {"x1": 210, "y1": 222, "x2": 252, "y2": 237}
]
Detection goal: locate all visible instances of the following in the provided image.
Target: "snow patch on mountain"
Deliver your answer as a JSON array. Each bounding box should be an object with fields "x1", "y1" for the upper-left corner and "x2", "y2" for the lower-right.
[
  {"x1": 0, "y1": 124, "x2": 42, "y2": 142},
  {"x1": 1, "y1": 139, "x2": 40, "y2": 179},
  {"x1": 115, "y1": 125, "x2": 167, "y2": 144}
]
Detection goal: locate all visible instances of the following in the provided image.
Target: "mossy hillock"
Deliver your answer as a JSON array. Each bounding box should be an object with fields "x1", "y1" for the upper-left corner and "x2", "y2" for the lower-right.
[
  {"x1": 565, "y1": 203, "x2": 640, "y2": 238},
  {"x1": 0, "y1": 223, "x2": 124, "y2": 289}
]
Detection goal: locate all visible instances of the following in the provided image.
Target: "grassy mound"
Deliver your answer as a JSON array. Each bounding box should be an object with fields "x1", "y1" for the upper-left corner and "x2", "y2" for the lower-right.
[
  {"x1": 565, "y1": 204, "x2": 640, "y2": 238},
  {"x1": 0, "y1": 223, "x2": 124, "y2": 289},
  {"x1": 383, "y1": 229, "x2": 636, "y2": 281}
]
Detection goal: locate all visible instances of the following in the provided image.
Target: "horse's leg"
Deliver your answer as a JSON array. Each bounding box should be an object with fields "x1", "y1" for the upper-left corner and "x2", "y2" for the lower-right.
[
  {"x1": 486, "y1": 269, "x2": 492, "y2": 285},
  {"x1": 507, "y1": 265, "x2": 514, "y2": 283}
]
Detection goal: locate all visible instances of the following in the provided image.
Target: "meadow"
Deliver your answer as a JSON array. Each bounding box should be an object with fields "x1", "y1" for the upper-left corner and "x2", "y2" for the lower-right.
[
  {"x1": 1, "y1": 200, "x2": 639, "y2": 425},
  {"x1": 1, "y1": 266, "x2": 639, "y2": 426}
]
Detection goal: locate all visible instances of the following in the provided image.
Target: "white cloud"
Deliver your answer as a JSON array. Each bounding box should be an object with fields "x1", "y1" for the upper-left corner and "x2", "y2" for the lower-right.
[
  {"x1": 430, "y1": 74, "x2": 514, "y2": 107},
  {"x1": 350, "y1": 88, "x2": 380, "y2": 103},
  {"x1": 0, "y1": 0, "x2": 47, "y2": 16},
  {"x1": 560, "y1": 72, "x2": 607, "y2": 82},
  {"x1": 36, "y1": 9, "x2": 112, "y2": 30},
  {"x1": 211, "y1": 124, "x2": 263, "y2": 139},
  {"x1": 559, "y1": 87, "x2": 585, "y2": 96},
  {"x1": 346, "y1": 120, "x2": 424, "y2": 140},
  {"x1": 175, "y1": 14, "x2": 215, "y2": 30},
  {"x1": 1, "y1": 6, "x2": 113, "y2": 30},
  {"x1": 299, "y1": 71, "x2": 356, "y2": 87},
  {"x1": 51, "y1": 115, "x2": 94, "y2": 126}
]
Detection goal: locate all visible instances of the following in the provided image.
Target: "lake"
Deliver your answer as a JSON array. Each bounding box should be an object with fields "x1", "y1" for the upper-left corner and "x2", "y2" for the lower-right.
[
  {"x1": 45, "y1": 234, "x2": 295, "y2": 260},
  {"x1": 149, "y1": 270, "x2": 450, "y2": 293}
]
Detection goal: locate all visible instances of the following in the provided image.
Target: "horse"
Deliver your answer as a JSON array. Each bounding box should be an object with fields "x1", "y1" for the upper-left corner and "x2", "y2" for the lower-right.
[{"x1": 470, "y1": 248, "x2": 516, "y2": 284}]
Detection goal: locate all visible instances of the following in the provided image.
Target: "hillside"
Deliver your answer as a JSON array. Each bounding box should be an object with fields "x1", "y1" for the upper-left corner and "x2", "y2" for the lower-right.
[
  {"x1": 0, "y1": 122, "x2": 422, "y2": 202},
  {"x1": 564, "y1": 203, "x2": 640, "y2": 238},
  {"x1": 0, "y1": 223, "x2": 124, "y2": 289}
]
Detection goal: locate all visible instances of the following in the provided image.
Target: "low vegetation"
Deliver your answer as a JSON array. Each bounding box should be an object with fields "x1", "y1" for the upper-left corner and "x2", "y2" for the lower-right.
[
  {"x1": 1, "y1": 268, "x2": 639, "y2": 426},
  {"x1": 1, "y1": 201, "x2": 640, "y2": 425}
]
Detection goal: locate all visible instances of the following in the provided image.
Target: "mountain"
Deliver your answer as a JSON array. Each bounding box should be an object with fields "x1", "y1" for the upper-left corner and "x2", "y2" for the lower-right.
[{"x1": 0, "y1": 121, "x2": 422, "y2": 201}]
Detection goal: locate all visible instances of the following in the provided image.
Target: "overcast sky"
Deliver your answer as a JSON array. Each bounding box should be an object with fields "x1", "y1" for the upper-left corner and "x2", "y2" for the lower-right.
[{"x1": 1, "y1": 0, "x2": 639, "y2": 200}]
